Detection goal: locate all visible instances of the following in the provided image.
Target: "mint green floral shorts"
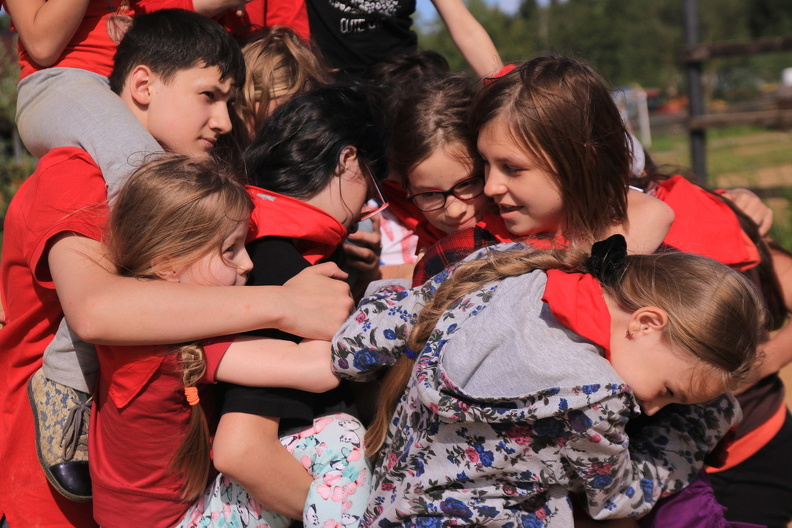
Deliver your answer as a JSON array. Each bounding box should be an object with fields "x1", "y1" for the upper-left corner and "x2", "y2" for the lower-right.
[{"x1": 179, "y1": 413, "x2": 370, "y2": 528}]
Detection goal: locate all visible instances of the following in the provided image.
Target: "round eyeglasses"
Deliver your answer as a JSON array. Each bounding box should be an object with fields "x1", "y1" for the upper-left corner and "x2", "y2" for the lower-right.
[{"x1": 407, "y1": 176, "x2": 485, "y2": 212}]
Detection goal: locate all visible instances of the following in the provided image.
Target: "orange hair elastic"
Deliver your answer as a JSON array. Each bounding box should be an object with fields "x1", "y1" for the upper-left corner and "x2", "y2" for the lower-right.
[{"x1": 184, "y1": 386, "x2": 200, "y2": 406}]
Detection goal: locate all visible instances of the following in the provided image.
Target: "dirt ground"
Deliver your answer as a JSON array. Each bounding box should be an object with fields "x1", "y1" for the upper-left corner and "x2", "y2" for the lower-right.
[{"x1": 718, "y1": 163, "x2": 792, "y2": 189}]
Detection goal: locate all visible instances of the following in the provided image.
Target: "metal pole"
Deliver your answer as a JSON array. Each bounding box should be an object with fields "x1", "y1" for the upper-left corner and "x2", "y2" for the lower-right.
[{"x1": 684, "y1": 0, "x2": 707, "y2": 184}]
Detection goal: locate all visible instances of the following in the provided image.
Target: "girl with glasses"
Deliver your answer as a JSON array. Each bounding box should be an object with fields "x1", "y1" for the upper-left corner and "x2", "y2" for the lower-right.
[
  {"x1": 405, "y1": 55, "x2": 777, "y2": 527},
  {"x1": 385, "y1": 75, "x2": 508, "y2": 252},
  {"x1": 384, "y1": 74, "x2": 673, "y2": 282}
]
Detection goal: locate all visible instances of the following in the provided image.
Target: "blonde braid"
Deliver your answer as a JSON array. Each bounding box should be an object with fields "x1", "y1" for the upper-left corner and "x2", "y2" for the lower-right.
[
  {"x1": 169, "y1": 343, "x2": 210, "y2": 501},
  {"x1": 365, "y1": 245, "x2": 587, "y2": 454}
]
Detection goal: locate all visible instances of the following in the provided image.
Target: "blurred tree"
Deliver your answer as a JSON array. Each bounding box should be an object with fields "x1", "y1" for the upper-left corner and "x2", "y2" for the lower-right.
[
  {"x1": 0, "y1": 21, "x2": 35, "y2": 231},
  {"x1": 416, "y1": 0, "x2": 792, "y2": 98},
  {"x1": 748, "y1": 0, "x2": 792, "y2": 39},
  {"x1": 418, "y1": 0, "x2": 522, "y2": 73}
]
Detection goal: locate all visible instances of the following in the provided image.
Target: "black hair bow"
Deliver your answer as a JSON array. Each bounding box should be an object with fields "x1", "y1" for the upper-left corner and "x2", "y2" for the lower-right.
[{"x1": 584, "y1": 234, "x2": 627, "y2": 288}]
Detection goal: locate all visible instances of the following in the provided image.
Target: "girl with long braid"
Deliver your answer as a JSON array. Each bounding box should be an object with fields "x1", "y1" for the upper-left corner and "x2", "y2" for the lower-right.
[{"x1": 331, "y1": 235, "x2": 765, "y2": 527}]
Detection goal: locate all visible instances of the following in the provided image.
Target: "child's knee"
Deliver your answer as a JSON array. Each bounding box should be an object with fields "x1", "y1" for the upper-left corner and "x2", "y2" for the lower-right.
[{"x1": 284, "y1": 413, "x2": 369, "y2": 480}]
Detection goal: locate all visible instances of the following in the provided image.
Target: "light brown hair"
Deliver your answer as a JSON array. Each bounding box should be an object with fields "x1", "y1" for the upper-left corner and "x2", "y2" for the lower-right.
[
  {"x1": 365, "y1": 245, "x2": 765, "y2": 454},
  {"x1": 234, "y1": 26, "x2": 331, "y2": 145},
  {"x1": 389, "y1": 74, "x2": 481, "y2": 190},
  {"x1": 107, "y1": 153, "x2": 252, "y2": 500},
  {"x1": 471, "y1": 55, "x2": 631, "y2": 244}
]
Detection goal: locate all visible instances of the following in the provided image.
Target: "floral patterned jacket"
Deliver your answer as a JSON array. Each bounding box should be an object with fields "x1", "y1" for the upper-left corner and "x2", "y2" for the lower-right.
[{"x1": 332, "y1": 244, "x2": 740, "y2": 528}]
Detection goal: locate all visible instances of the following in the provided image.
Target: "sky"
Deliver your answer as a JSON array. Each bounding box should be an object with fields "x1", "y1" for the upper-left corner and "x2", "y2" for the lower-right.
[{"x1": 416, "y1": 0, "x2": 525, "y2": 26}]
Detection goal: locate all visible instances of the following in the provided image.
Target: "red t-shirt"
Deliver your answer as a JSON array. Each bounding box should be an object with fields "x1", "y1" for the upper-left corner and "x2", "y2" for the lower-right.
[
  {"x1": 651, "y1": 175, "x2": 760, "y2": 271},
  {"x1": 220, "y1": 0, "x2": 310, "y2": 41},
  {"x1": 90, "y1": 339, "x2": 229, "y2": 528},
  {"x1": 9, "y1": 0, "x2": 194, "y2": 81},
  {"x1": 0, "y1": 147, "x2": 107, "y2": 527}
]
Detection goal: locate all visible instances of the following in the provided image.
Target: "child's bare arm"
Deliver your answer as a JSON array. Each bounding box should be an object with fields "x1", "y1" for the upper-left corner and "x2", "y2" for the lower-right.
[
  {"x1": 430, "y1": 0, "x2": 503, "y2": 78},
  {"x1": 215, "y1": 336, "x2": 340, "y2": 393},
  {"x1": 191, "y1": 0, "x2": 253, "y2": 16},
  {"x1": 611, "y1": 189, "x2": 674, "y2": 255},
  {"x1": 5, "y1": 0, "x2": 91, "y2": 67},
  {"x1": 48, "y1": 233, "x2": 354, "y2": 344},
  {"x1": 721, "y1": 187, "x2": 773, "y2": 236}
]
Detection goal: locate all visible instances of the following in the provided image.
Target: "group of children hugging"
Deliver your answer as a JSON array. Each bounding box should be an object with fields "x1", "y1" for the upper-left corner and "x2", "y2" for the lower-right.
[{"x1": 0, "y1": 2, "x2": 791, "y2": 528}]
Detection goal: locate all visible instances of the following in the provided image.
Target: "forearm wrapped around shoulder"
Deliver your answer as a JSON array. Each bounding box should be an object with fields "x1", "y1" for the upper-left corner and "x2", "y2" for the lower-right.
[{"x1": 331, "y1": 279, "x2": 431, "y2": 380}]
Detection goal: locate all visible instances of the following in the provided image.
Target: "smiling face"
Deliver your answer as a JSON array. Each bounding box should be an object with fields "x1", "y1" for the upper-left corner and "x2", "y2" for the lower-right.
[
  {"x1": 478, "y1": 118, "x2": 564, "y2": 238},
  {"x1": 143, "y1": 65, "x2": 235, "y2": 158},
  {"x1": 407, "y1": 144, "x2": 491, "y2": 235},
  {"x1": 174, "y1": 220, "x2": 253, "y2": 287}
]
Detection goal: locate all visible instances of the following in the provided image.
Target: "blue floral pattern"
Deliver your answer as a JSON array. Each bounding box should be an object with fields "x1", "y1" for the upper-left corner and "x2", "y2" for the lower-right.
[{"x1": 332, "y1": 245, "x2": 741, "y2": 527}]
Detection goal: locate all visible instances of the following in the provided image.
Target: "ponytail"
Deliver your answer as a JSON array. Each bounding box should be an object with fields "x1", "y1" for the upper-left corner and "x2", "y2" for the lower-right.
[{"x1": 168, "y1": 343, "x2": 211, "y2": 501}]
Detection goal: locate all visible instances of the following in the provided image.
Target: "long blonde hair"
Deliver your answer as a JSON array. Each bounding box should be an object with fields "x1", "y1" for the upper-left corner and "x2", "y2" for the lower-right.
[
  {"x1": 107, "y1": 153, "x2": 252, "y2": 500},
  {"x1": 365, "y1": 244, "x2": 765, "y2": 454},
  {"x1": 234, "y1": 26, "x2": 331, "y2": 144}
]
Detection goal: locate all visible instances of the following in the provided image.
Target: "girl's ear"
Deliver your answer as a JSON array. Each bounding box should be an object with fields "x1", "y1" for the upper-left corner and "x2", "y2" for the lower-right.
[
  {"x1": 128, "y1": 65, "x2": 155, "y2": 106},
  {"x1": 151, "y1": 255, "x2": 181, "y2": 282},
  {"x1": 337, "y1": 145, "x2": 359, "y2": 176},
  {"x1": 628, "y1": 306, "x2": 668, "y2": 336}
]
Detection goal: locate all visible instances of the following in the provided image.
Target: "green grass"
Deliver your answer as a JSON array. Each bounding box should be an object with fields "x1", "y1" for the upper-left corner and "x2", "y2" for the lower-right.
[
  {"x1": 648, "y1": 126, "x2": 792, "y2": 190},
  {"x1": 651, "y1": 127, "x2": 792, "y2": 179}
]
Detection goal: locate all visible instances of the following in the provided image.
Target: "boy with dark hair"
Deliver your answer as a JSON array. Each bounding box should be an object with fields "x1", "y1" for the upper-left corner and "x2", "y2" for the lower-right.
[
  {"x1": 0, "y1": 9, "x2": 352, "y2": 528},
  {"x1": 108, "y1": 7, "x2": 245, "y2": 95},
  {"x1": 25, "y1": 8, "x2": 245, "y2": 506}
]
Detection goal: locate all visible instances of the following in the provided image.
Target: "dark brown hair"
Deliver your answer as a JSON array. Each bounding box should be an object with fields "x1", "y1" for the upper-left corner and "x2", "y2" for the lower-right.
[
  {"x1": 389, "y1": 74, "x2": 481, "y2": 190},
  {"x1": 471, "y1": 55, "x2": 631, "y2": 244}
]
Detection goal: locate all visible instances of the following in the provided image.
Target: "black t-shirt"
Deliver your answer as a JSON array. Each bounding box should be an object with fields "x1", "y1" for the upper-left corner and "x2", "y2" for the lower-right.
[
  {"x1": 307, "y1": 0, "x2": 418, "y2": 78},
  {"x1": 219, "y1": 237, "x2": 356, "y2": 431}
]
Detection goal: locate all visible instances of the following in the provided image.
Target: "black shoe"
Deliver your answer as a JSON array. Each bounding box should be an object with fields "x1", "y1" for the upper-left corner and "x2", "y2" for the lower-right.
[{"x1": 28, "y1": 369, "x2": 92, "y2": 502}]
